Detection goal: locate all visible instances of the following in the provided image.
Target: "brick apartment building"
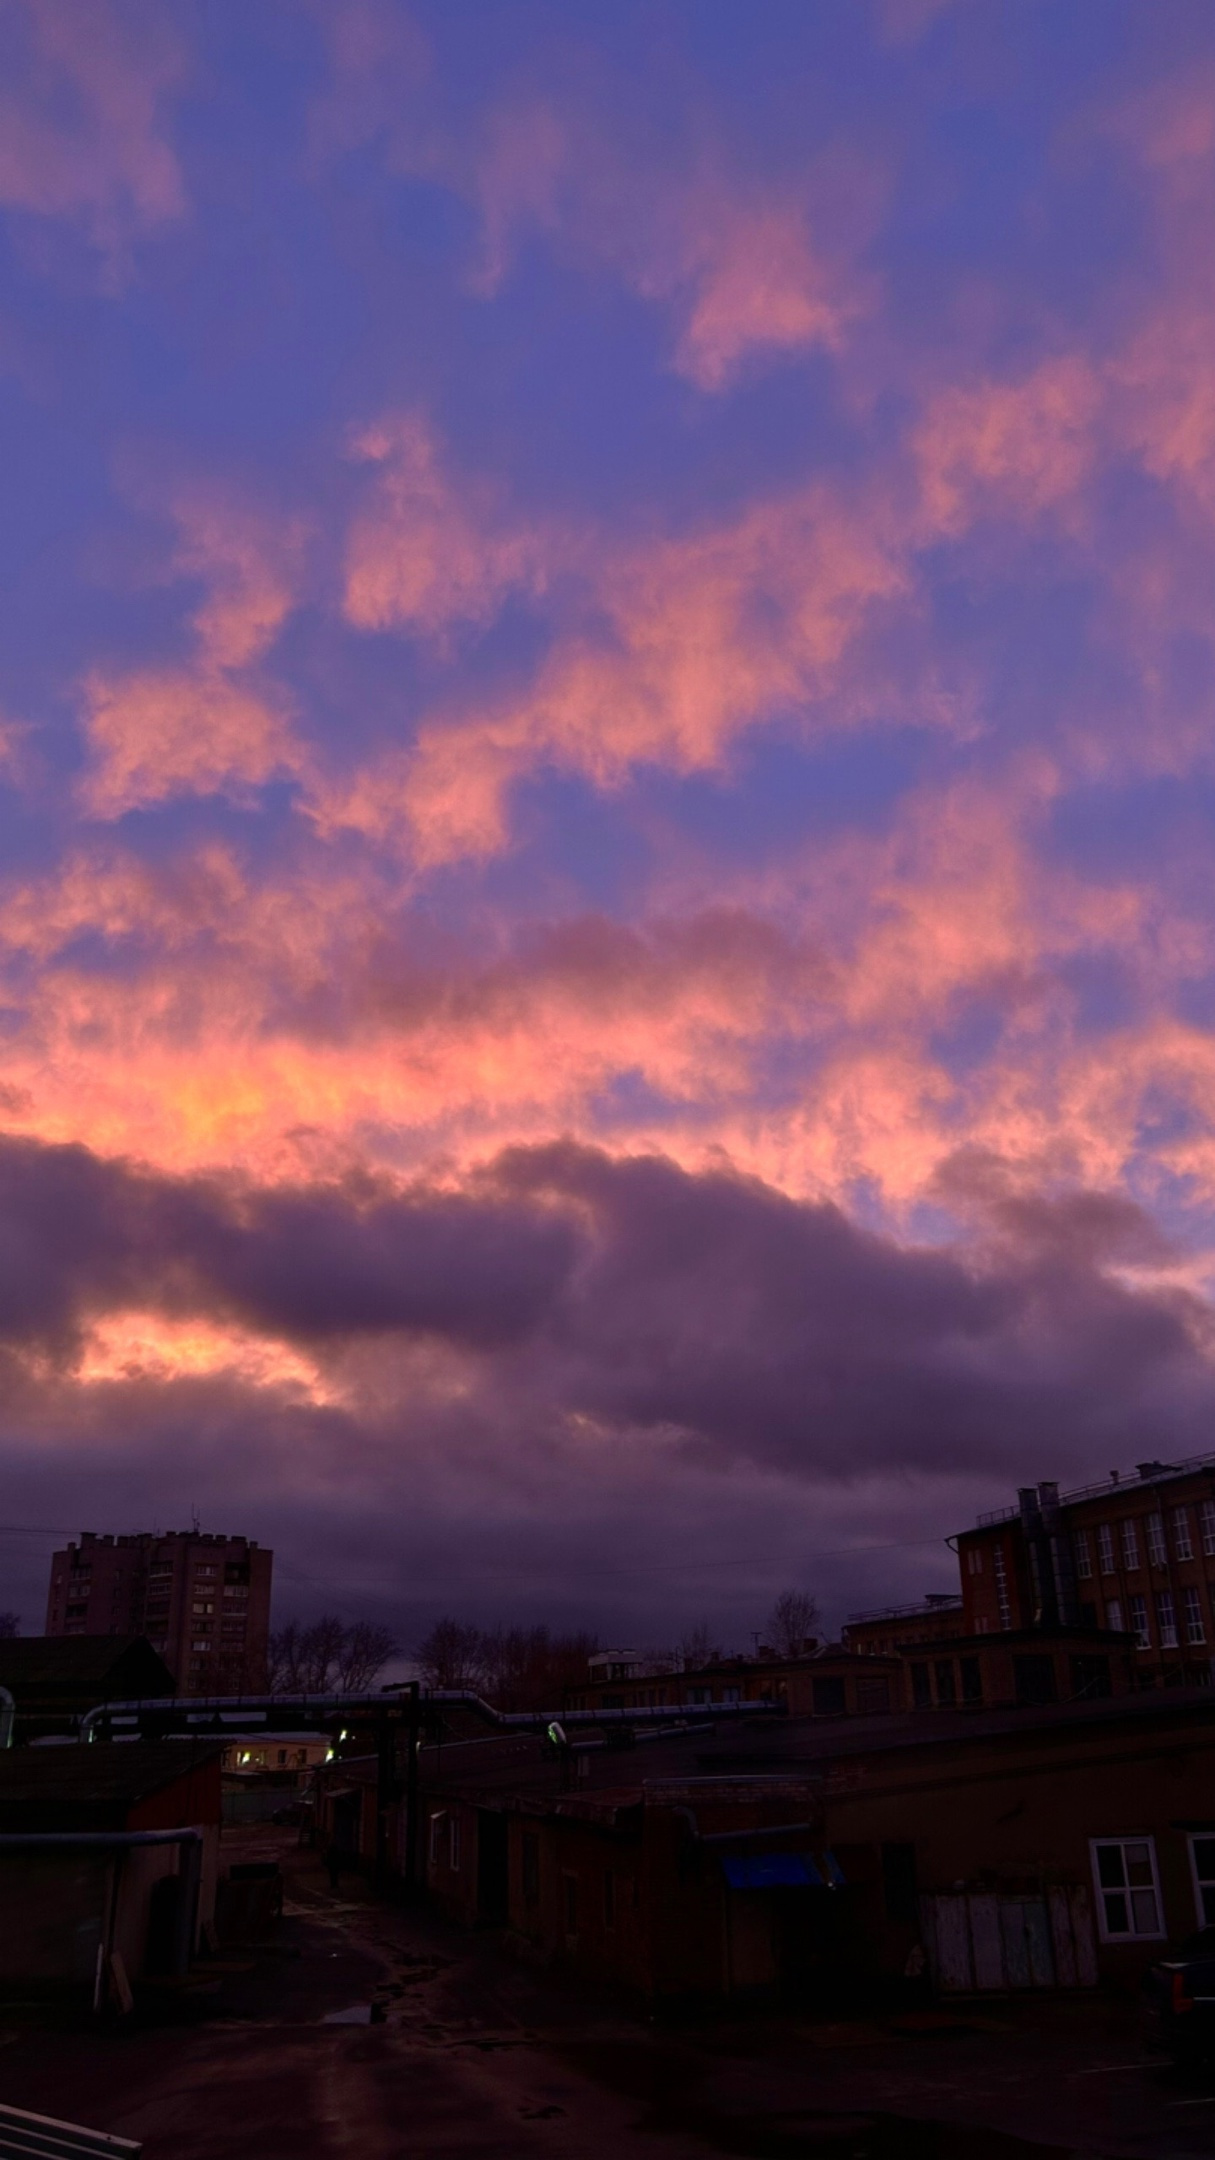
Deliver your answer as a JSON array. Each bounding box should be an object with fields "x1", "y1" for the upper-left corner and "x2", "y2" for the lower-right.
[
  {"x1": 956, "y1": 1452, "x2": 1215, "y2": 1686},
  {"x1": 45, "y1": 1530, "x2": 273, "y2": 1693}
]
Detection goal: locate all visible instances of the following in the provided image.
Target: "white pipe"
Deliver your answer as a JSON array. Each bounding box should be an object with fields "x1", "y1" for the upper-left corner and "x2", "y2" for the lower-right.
[
  {"x1": 81, "y1": 1689, "x2": 779, "y2": 1740},
  {"x1": 0, "y1": 1685, "x2": 13, "y2": 1749}
]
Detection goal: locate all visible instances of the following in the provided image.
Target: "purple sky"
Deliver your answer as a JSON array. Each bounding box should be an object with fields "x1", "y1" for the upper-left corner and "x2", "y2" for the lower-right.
[{"x1": 3, "y1": 0, "x2": 1215, "y2": 1644}]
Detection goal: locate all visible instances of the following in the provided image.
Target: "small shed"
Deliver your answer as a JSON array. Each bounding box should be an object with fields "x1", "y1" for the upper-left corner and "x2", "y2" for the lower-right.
[{"x1": 0, "y1": 1741, "x2": 221, "y2": 2000}]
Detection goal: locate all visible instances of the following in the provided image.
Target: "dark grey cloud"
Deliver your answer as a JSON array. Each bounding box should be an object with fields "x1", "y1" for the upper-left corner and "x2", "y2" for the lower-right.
[{"x1": 0, "y1": 1131, "x2": 1208, "y2": 1492}]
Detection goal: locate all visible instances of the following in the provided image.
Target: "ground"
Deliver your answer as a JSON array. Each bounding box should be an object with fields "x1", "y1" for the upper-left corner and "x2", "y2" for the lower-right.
[{"x1": 0, "y1": 1830, "x2": 1211, "y2": 2159}]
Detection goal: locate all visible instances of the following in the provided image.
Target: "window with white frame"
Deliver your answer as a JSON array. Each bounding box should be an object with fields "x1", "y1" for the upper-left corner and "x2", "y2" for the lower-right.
[
  {"x1": 966, "y1": 1548, "x2": 983, "y2": 1575},
  {"x1": 1173, "y1": 1507, "x2": 1194, "y2": 1562},
  {"x1": 1091, "y1": 1837, "x2": 1165, "y2": 1941},
  {"x1": 428, "y1": 1811, "x2": 446, "y2": 1866},
  {"x1": 1189, "y1": 1836, "x2": 1215, "y2": 1928},
  {"x1": 1097, "y1": 1524, "x2": 1115, "y2": 1574},
  {"x1": 1202, "y1": 1500, "x2": 1215, "y2": 1558},
  {"x1": 1156, "y1": 1589, "x2": 1178, "y2": 1649},
  {"x1": 1184, "y1": 1585, "x2": 1206, "y2": 1645},
  {"x1": 1146, "y1": 1514, "x2": 1166, "y2": 1567},
  {"x1": 1128, "y1": 1594, "x2": 1150, "y2": 1649},
  {"x1": 1073, "y1": 1532, "x2": 1092, "y2": 1581},
  {"x1": 1106, "y1": 1597, "x2": 1124, "y2": 1632},
  {"x1": 1121, "y1": 1520, "x2": 1141, "y2": 1570}
]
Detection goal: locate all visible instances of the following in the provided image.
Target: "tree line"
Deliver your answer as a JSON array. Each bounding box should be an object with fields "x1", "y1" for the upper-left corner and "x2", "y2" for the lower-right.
[{"x1": 266, "y1": 1616, "x2": 398, "y2": 1694}]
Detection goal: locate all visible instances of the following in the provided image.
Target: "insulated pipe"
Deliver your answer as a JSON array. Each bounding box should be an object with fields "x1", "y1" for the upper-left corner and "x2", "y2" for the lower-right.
[
  {"x1": 0, "y1": 1685, "x2": 13, "y2": 1749},
  {"x1": 81, "y1": 1689, "x2": 780, "y2": 1740},
  {"x1": 0, "y1": 1828, "x2": 205, "y2": 1984}
]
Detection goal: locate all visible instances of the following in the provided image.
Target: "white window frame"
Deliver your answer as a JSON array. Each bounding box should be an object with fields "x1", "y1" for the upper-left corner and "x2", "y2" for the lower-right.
[
  {"x1": 1156, "y1": 1588, "x2": 1178, "y2": 1649},
  {"x1": 428, "y1": 1810, "x2": 446, "y2": 1867},
  {"x1": 1146, "y1": 1514, "x2": 1166, "y2": 1567},
  {"x1": 1073, "y1": 1532, "x2": 1092, "y2": 1581},
  {"x1": 1128, "y1": 1593, "x2": 1150, "y2": 1650},
  {"x1": 1105, "y1": 1596, "x2": 1124, "y2": 1633},
  {"x1": 1188, "y1": 1833, "x2": 1215, "y2": 1930},
  {"x1": 1121, "y1": 1520, "x2": 1141, "y2": 1570},
  {"x1": 1090, "y1": 1836, "x2": 1166, "y2": 1943},
  {"x1": 1184, "y1": 1585, "x2": 1206, "y2": 1645},
  {"x1": 1173, "y1": 1507, "x2": 1194, "y2": 1562},
  {"x1": 1097, "y1": 1524, "x2": 1115, "y2": 1574},
  {"x1": 1202, "y1": 1499, "x2": 1215, "y2": 1559}
]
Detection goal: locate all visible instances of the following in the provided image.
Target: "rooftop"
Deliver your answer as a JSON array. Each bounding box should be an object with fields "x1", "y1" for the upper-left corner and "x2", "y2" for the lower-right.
[
  {"x1": 0, "y1": 1740, "x2": 222, "y2": 1828},
  {"x1": 974, "y1": 1447, "x2": 1215, "y2": 1527},
  {"x1": 0, "y1": 1636, "x2": 175, "y2": 1695}
]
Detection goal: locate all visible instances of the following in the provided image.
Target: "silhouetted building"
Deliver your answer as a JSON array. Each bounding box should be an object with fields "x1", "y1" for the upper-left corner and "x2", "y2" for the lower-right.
[
  {"x1": 45, "y1": 1530, "x2": 272, "y2": 1694},
  {"x1": 0, "y1": 1636, "x2": 175, "y2": 1743},
  {"x1": 956, "y1": 1456, "x2": 1215, "y2": 1687}
]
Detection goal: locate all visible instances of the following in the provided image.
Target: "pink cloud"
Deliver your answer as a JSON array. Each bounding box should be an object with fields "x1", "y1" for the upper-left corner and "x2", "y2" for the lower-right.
[{"x1": 0, "y1": 0, "x2": 186, "y2": 258}]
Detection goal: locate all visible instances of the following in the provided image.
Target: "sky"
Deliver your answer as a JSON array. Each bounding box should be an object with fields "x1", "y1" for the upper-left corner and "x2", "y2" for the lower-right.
[{"x1": 4, "y1": 0, "x2": 1215, "y2": 1645}]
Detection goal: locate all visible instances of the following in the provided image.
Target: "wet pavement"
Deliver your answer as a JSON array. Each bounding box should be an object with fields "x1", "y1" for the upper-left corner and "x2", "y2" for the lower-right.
[{"x1": 0, "y1": 1830, "x2": 1211, "y2": 2158}]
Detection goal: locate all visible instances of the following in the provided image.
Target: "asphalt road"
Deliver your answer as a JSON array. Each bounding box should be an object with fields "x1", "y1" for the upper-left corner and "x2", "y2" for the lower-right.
[{"x1": 1, "y1": 1832, "x2": 1212, "y2": 2159}]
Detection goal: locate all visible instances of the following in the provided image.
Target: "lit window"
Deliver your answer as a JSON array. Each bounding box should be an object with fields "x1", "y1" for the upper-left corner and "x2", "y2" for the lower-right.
[
  {"x1": 1156, "y1": 1590, "x2": 1178, "y2": 1649},
  {"x1": 1106, "y1": 1598, "x2": 1124, "y2": 1633},
  {"x1": 1146, "y1": 1515, "x2": 1166, "y2": 1567},
  {"x1": 1073, "y1": 1533, "x2": 1092, "y2": 1581},
  {"x1": 1128, "y1": 1595, "x2": 1150, "y2": 1649},
  {"x1": 1202, "y1": 1501, "x2": 1215, "y2": 1558},
  {"x1": 1121, "y1": 1521, "x2": 1140, "y2": 1570},
  {"x1": 1184, "y1": 1587, "x2": 1206, "y2": 1645},
  {"x1": 1091, "y1": 1838, "x2": 1164, "y2": 1941},
  {"x1": 1097, "y1": 1525, "x2": 1115, "y2": 1574},
  {"x1": 1190, "y1": 1836, "x2": 1215, "y2": 1928},
  {"x1": 1173, "y1": 1508, "x2": 1194, "y2": 1562}
]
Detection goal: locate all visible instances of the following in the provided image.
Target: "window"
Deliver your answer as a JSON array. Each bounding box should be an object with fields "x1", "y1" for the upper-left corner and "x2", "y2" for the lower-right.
[
  {"x1": 910, "y1": 1662, "x2": 932, "y2": 1708},
  {"x1": 195, "y1": 1564, "x2": 217, "y2": 1578},
  {"x1": 1070, "y1": 1655, "x2": 1110, "y2": 1700},
  {"x1": 993, "y1": 1546, "x2": 1012, "y2": 1628},
  {"x1": 1147, "y1": 1514, "x2": 1167, "y2": 1567},
  {"x1": 856, "y1": 1674, "x2": 891, "y2": 1715},
  {"x1": 522, "y1": 1830, "x2": 540, "y2": 1904},
  {"x1": 1106, "y1": 1597, "x2": 1124, "y2": 1633},
  {"x1": 191, "y1": 1638, "x2": 211, "y2": 1652},
  {"x1": 960, "y1": 1657, "x2": 983, "y2": 1705},
  {"x1": 812, "y1": 1676, "x2": 846, "y2": 1717},
  {"x1": 1128, "y1": 1594, "x2": 1150, "y2": 1649},
  {"x1": 1173, "y1": 1508, "x2": 1194, "y2": 1562},
  {"x1": 687, "y1": 1687, "x2": 708, "y2": 1705},
  {"x1": 1121, "y1": 1520, "x2": 1141, "y2": 1570},
  {"x1": 966, "y1": 1548, "x2": 983, "y2": 1575},
  {"x1": 1013, "y1": 1654, "x2": 1056, "y2": 1706},
  {"x1": 934, "y1": 1660, "x2": 956, "y2": 1706},
  {"x1": 1073, "y1": 1532, "x2": 1092, "y2": 1581},
  {"x1": 603, "y1": 1869, "x2": 616, "y2": 1930},
  {"x1": 428, "y1": 1812, "x2": 445, "y2": 1867},
  {"x1": 1156, "y1": 1590, "x2": 1178, "y2": 1649},
  {"x1": 1091, "y1": 1838, "x2": 1164, "y2": 1941},
  {"x1": 449, "y1": 1816, "x2": 461, "y2": 1871},
  {"x1": 1189, "y1": 1836, "x2": 1215, "y2": 1928},
  {"x1": 562, "y1": 1872, "x2": 578, "y2": 1937},
  {"x1": 1185, "y1": 1585, "x2": 1206, "y2": 1645},
  {"x1": 1096, "y1": 1524, "x2": 1115, "y2": 1574},
  {"x1": 1203, "y1": 1500, "x2": 1215, "y2": 1559},
  {"x1": 722, "y1": 1685, "x2": 740, "y2": 1704}
]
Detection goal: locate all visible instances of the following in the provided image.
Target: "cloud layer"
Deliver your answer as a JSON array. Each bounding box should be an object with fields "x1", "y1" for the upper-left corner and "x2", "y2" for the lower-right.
[{"x1": 3, "y1": 2, "x2": 1215, "y2": 1633}]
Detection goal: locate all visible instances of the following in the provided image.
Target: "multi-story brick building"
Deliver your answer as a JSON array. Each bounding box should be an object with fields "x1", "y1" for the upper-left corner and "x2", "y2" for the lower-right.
[
  {"x1": 956, "y1": 1454, "x2": 1215, "y2": 1687},
  {"x1": 45, "y1": 1529, "x2": 273, "y2": 1694}
]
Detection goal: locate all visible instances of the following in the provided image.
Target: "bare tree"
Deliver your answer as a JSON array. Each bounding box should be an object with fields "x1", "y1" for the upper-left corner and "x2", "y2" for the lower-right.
[
  {"x1": 765, "y1": 1589, "x2": 821, "y2": 1659},
  {"x1": 413, "y1": 1618, "x2": 489, "y2": 1691},
  {"x1": 336, "y1": 1620, "x2": 397, "y2": 1692},
  {"x1": 0, "y1": 1611, "x2": 18, "y2": 1639},
  {"x1": 677, "y1": 1620, "x2": 719, "y2": 1672}
]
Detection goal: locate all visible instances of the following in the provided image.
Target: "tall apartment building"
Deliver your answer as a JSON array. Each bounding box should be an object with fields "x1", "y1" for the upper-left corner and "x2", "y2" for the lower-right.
[
  {"x1": 45, "y1": 1530, "x2": 273, "y2": 1694},
  {"x1": 956, "y1": 1454, "x2": 1215, "y2": 1687}
]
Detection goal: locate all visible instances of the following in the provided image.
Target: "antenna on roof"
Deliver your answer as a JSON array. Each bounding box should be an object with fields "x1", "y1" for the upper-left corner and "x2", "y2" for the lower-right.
[{"x1": 191, "y1": 1506, "x2": 201, "y2": 1534}]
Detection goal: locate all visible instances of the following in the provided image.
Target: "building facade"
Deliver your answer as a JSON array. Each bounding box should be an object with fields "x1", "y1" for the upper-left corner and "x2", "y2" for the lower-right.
[
  {"x1": 45, "y1": 1530, "x2": 273, "y2": 1694},
  {"x1": 956, "y1": 1455, "x2": 1215, "y2": 1687}
]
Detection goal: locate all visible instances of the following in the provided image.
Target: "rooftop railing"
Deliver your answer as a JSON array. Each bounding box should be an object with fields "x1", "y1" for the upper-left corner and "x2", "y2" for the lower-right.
[{"x1": 973, "y1": 1446, "x2": 1215, "y2": 1528}]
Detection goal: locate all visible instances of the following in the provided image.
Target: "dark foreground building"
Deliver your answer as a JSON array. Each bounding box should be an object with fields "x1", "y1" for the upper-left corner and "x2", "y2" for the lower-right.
[
  {"x1": 0, "y1": 1742, "x2": 221, "y2": 2000},
  {"x1": 0, "y1": 1636, "x2": 175, "y2": 1744}
]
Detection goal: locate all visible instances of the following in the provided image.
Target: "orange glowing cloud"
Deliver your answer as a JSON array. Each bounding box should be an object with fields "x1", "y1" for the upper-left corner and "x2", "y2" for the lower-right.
[{"x1": 74, "y1": 1309, "x2": 337, "y2": 1403}]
